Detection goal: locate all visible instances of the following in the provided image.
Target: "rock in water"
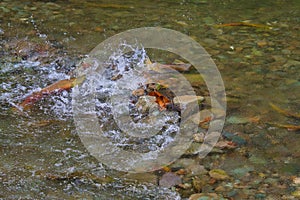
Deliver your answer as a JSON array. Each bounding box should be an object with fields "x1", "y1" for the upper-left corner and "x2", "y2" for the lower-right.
[
  {"x1": 159, "y1": 172, "x2": 182, "y2": 188},
  {"x1": 173, "y1": 95, "x2": 204, "y2": 105},
  {"x1": 173, "y1": 95, "x2": 204, "y2": 116},
  {"x1": 189, "y1": 193, "x2": 227, "y2": 200},
  {"x1": 208, "y1": 169, "x2": 229, "y2": 180}
]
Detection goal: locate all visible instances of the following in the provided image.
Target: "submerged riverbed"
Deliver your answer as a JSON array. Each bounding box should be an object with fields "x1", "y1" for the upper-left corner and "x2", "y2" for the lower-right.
[{"x1": 1, "y1": 0, "x2": 300, "y2": 199}]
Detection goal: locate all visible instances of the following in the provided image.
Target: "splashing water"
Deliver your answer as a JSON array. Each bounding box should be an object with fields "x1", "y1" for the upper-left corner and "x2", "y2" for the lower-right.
[
  {"x1": 0, "y1": 44, "x2": 181, "y2": 140},
  {"x1": 0, "y1": 29, "x2": 185, "y2": 198},
  {"x1": 79, "y1": 44, "x2": 181, "y2": 154},
  {"x1": 0, "y1": 60, "x2": 72, "y2": 115},
  {"x1": 0, "y1": 42, "x2": 184, "y2": 173},
  {"x1": 71, "y1": 42, "x2": 194, "y2": 172}
]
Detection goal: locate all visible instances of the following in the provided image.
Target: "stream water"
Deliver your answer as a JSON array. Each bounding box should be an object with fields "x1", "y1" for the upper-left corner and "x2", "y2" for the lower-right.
[{"x1": 0, "y1": 0, "x2": 299, "y2": 199}]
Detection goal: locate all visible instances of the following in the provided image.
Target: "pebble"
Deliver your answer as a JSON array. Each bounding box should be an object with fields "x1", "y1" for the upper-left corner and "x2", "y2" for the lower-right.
[
  {"x1": 281, "y1": 49, "x2": 291, "y2": 55},
  {"x1": 172, "y1": 158, "x2": 197, "y2": 169},
  {"x1": 189, "y1": 193, "x2": 227, "y2": 200},
  {"x1": 183, "y1": 73, "x2": 205, "y2": 85},
  {"x1": 264, "y1": 177, "x2": 277, "y2": 185},
  {"x1": 135, "y1": 96, "x2": 156, "y2": 114},
  {"x1": 215, "y1": 141, "x2": 237, "y2": 149},
  {"x1": 184, "y1": 142, "x2": 203, "y2": 155},
  {"x1": 202, "y1": 16, "x2": 215, "y2": 25},
  {"x1": 178, "y1": 183, "x2": 192, "y2": 190},
  {"x1": 0, "y1": 6, "x2": 10, "y2": 13},
  {"x1": 189, "y1": 109, "x2": 212, "y2": 125},
  {"x1": 235, "y1": 46, "x2": 243, "y2": 53},
  {"x1": 173, "y1": 95, "x2": 205, "y2": 117},
  {"x1": 293, "y1": 177, "x2": 300, "y2": 185},
  {"x1": 231, "y1": 166, "x2": 254, "y2": 178},
  {"x1": 208, "y1": 169, "x2": 229, "y2": 180},
  {"x1": 175, "y1": 20, "x2": 188, "y2": 26},
  {"x1": 226, "y1": 116, "x2": 250, "y2": 124},
  {"x1": 255, "y1": 193, "x2": 266, "y2": 199},
  {"x1": 192, "y1": 175, "x2": 209, "y2": 192},
  {"x1": 222, "y1": 132, "x2": 247, "y2": 146},
  {"x1": 193, "y1": 132, "x2": 205, "y2": 143},
  {"x1": 226, "y1": 189, "x2": 238, "y2": 198},
  {"x1": 292, "y1": 190, "x2": 300, "y2": 198},
  {"x1": 173, "y1": 95, "x2": 204, "y2": 105},
  {"x1": 159, "y1": 172, "x2": 182, "y2": 188},
  {"x1": 283, "y1": 60, "x2": 300, "y2": 69},
  {"x1": 199, "y1": 109, "x2": 213, "y2": 121},
  {"x1": 201, "y1": 184, "x2": 214, "y2": 193},
  {"x1": 202, "y1": 38, "x2": 218, "y2": 47},
  {"x1": 256, "y1": 40, "x2": 268, "y2": 47},
  {"x1": 122, "y1": 173, "x2": 157, "y2": 185},
  {"x1": 251, "y1": 47, "x2": 263, "y2": 56},
  {"x1": 132, "y1": 88, "x2": 145, "y2": 96},
  {"x1": 45, "y1": 2, "x2": 61, "y2": 10},
  {"x1": 249, "y1": 155, "x2": 267, "y2": 165},
  {"x1": 215, "y1": 185, "x2": 226, "y2": 192},
  {"x1": 186, "y1": 164, "x2": 207, "y2": 177}
]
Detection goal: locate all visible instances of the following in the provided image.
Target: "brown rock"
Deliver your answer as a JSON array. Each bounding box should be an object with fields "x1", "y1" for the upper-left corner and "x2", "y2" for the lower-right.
[
  {"x1": 132, "y1": 88, "x2": 145, "y2": 96},
  {"x1": 186, "y1": 164, "x2": 208, "y2": 177},
  {"x1": 192, "y1": 175, "x2": 210, "y2": 192},
  {"x1": 208, "y1": 169, "x2": 229, "y2": 180},
  {"x1": 215, "y1": 185, "x2": 226, "y2": 192},
  {"x1": 257, "y1": 40, "x2": 268, "y2": 47}
]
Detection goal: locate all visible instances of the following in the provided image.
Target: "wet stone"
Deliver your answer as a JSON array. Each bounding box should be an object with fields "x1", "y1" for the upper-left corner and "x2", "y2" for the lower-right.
[
  {"x1": 193, "y1": 132, "x2": 205, "y2": 143},
  {"x1": 283, "y1": 60, "x2": 300, "y2": 69},
  {"x1": 293, "y1": 177, "x2": 300, "y2": 185},
  {"x1": 215, "y1": 185, "x2": 226, "y2": 192},
  {"x1": 227, "y1": 189, "x2": 239, "y2": 198},
  {"x1": 202, "y1": 38, "x2": 218, "y2": 47},
  {"x1": 249, "y1": 155, "x2": 267, "y2": 165},
  {"x1": 231, "y1": 166, "x2": 254, "y2": 178},
  {"x1": 189, "y1": 193, "x2": 227, "y2": 200},
  {"x1": 208, "y1": 169, "x2": 229, "y2": 180},
  {"x1": 256, "y1": 40, "x2": 268, "y2": 47},
  {"x1": 292, "y1": 190, "x2": 300, "y2": 198},
  {"x1": 186, "y1": 164, "x2": 207, "y2": 177},
  {"x1": 255, "y1": 193, "x2": 266, "y2": 199},
  {"x1": 192, "y1": 175, "x2": 210, "y2": 192},
  {"x1": 264, "y1": 177, "x2": 277, "y2": 185},
  {"x1": 188, "y1": 110, "x2": 211, "y2": 125},
  {"x1": 173, "y1": 95, "x2": 204, "y2": 105},
  {"x1": 281, "y1": 49, "x2": 291, "y2": 55},
  {"x1": 159, "y1": 172, "x2": 182, "y2": 188},
  {"x1": 132, "y1": 88, "x2": 145, "y2": 96},
  {"x1": 184, "y1": 142, "x2": 202, "y2": 155},
  {"x1": 122, "y1": 172, "x2": 157, "y2": 185},
  {"x1": 226, "y1": 116, "x2": 250, "y2": 124},
  {"x1": 45, "y1": 2, "x2": 61, "y2": 10},
  {"x1": 0, "y1": 6, "x2": 10, "y2": 13},
  {"x1": 222, "y1": 132, "x2": 247, "y2": 146},
  {"x1": 171, "y1": 158, "x2": 198, "y2": 169},
  {"x1": 202, "y1": 16, "x2": 215, "y2": 25},
  {"x1": 135, "y1": 96, "x2": 157, "y2": 114}
]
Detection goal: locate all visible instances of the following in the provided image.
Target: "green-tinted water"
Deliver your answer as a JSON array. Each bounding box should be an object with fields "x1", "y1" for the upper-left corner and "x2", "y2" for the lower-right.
[{"x1": 1, "y1": 0, "x2": 299, "y2": 199}]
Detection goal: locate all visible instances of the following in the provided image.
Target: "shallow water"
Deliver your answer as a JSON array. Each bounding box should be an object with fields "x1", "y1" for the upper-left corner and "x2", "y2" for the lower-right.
[{"x1": 1, "y1": 0, "x2": 300, "y2": 199}]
